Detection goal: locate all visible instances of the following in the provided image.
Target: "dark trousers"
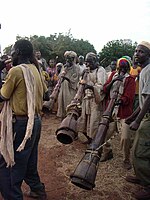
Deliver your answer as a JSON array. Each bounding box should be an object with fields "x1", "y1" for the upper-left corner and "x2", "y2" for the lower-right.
[{"x1": 0, "y1": 116, "x2": 44, "y2": 200}]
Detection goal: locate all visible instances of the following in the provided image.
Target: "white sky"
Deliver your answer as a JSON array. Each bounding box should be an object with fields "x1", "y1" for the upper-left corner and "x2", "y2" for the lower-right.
[{"x1": 0, "y1": 0, "x2": 150, "y2": 53}]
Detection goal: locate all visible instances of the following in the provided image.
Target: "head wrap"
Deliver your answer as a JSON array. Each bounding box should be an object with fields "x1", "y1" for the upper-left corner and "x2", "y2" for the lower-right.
[
  {"x1": 85, "y1": 52, "x2": 97, "y2": 60},
  {"x1": 79, "y1": 55, "x2": 84, "y2": 59},
  {"x1": 138, "y1": 41, "x2": 150, "y2": 50},
  {"x1": 122, "y1": 56, "x2": 132, "y2": 66},
  {"x1": 56, "y1": 62, "x2": 63, "y2": 67},
  {"x1": 117, "y1": 57, "x2": 131, "y2": 72},
  {"x1": 64, "y1": 51, "x2": 77, "y2": 58}
]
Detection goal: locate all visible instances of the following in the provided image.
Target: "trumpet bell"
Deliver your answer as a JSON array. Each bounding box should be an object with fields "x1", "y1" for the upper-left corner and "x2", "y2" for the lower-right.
[
  {"x1": 56, "y1": 128, "x2": 77, "y2": 144},
  {"x1": 70, "y1": 152, "x2": 100, "y2": 190},
  {"x1": 56, "y1": 114, "x2": 78, "y2": 144}
]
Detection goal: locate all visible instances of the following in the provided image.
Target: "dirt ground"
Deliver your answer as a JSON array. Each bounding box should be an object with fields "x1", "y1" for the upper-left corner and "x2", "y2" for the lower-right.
[{"x1": 0, "y1": 113, "x2": 143, "y2": 200}]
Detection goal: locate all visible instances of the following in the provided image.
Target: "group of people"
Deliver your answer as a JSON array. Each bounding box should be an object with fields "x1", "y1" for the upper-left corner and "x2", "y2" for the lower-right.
[{"x1": 0, "y1": 39, "x2": 150, "y2": 200}]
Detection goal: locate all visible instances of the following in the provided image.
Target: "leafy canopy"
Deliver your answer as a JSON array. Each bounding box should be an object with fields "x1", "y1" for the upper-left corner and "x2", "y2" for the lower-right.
[
  {"x1": 4, "y1": 31, "x2": 96, "y2": 63},
  {"x1": 99, "y1": 39, "x2": 137, "y2": 68}
]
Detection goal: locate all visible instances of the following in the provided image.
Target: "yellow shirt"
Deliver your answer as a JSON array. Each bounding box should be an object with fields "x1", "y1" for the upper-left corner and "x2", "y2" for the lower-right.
[
  {"x1": 130, "y1": 66, "x2": 141, "y2": 94},
  {"x1": 1, "y1": 64, "x2": 48, "y2": 115}
]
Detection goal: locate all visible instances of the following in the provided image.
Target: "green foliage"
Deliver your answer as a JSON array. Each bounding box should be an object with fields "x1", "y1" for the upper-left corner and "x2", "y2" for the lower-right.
[
  {"x1": 3, "y1": 36, "x2": 138, "y2": 68},
  {"x1": 3, "y1": 45, "x2": 12, "y2": 55},
  {"x1": 3, "y1": 31, "x2": 96, "y2": 63},
  {"x1": 99, "y1": 39, "x2": 137, "y2": 68}
]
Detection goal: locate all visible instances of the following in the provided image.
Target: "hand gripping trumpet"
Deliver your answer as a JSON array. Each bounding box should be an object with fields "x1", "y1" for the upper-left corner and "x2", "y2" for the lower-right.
[
  {"x1": 55, "y1": 68, "x2": 90, "y2": 144},
  {"x1": 42, "y1": 66, "x2": 67, "y2": 113},
  {"x1": 70, "y1": 71, "x2": 125, "y2": 190}
]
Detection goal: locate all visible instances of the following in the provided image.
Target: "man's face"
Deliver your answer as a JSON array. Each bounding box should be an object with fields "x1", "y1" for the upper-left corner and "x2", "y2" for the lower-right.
[
  {"x1": 35, "y1": 51, "x2": 41, "y2": 60},
  {"x1": 65, "y1": 56, "x2": 74, "y2": 67},
  {"x1": 85, "y1": 56, "x2": 96, "y2": 70},
  {"x1": 49, "y1": 59, "x2": 55, "y2": 68},
  {"x1": 79, "y1": 57, "x2": 84, "y2": 65},
  {"x1": 134, "y1": 45, "x2": 150, "y2": 65},
  {"x1": 110, "y1": 61, "x2": 117, "y2": 71}
]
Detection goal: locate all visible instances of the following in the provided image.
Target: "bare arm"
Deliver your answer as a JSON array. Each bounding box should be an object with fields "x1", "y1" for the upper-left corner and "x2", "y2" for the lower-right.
[
  {"x1": 135, "y1": 94, "x2": 150, "y2": 123},
  {"x1": 130, "y1": 94, "x2": 150, "y2": 130}
]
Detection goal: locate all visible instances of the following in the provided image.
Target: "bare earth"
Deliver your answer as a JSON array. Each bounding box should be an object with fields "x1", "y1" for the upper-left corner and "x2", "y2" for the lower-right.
[{"x1": 0, "y1": 113, "x2": 143, "y2": 200}]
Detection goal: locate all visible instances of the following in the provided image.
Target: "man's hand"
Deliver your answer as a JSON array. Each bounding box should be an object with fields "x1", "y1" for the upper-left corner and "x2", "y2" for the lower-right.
[
  {"x1": 113, "y1": 75, "x2": 124, "y2": 83},
  {"x1": 62, "y1": 76, "x2": 70, "y2": 83},
  {"x1": 125, "y1": 117, "x2": 132, "y2": 125},
  {"x1": 61, "y1": 70, "x2": 67, "y2": 77},
  {"x1": 115, "y1": 99, "x2": 122, "y2": 106},
  {"x1": 84, "y1": 84, "x2": 94, "y2": 91},
  {"x1": 79, "y1": 79, "x2": 86, "y2": 85},
  {"x1": 129, "y1": 120, "x2": 140, "y2": 131},
  {"x1": 0, "y1": 58, "x2": 12, "y2": 71}
]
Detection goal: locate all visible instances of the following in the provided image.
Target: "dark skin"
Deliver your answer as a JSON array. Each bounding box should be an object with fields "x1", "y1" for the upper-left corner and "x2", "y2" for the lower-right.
[
  {"x1": 11, "y1": 46, "x2": 31, "y2": 66},
  {"x1": 80, "y1": 55, "x2": 98, "y2": 91},
  {"x1": 60, "y1": 56, "x2": 75, "y2": 83},
  {"x1": 125, "y1": 45, "x2": 150, "y2": 130},
  {"x1": 0, "y1": 46, "x2": 31, "y2": 101},
  {"x1": 110, "y1": 61, "x2": 117, "y2": 72},
  {"x1": 64, "y1": 56, "x2": 75, "y2": 68},
  {"x1": 0, "y1": 45, "x2": 49, "y2": 102}
]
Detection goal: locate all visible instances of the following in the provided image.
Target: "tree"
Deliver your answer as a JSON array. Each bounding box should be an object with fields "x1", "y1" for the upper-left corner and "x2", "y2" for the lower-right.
[
  {"x1": 99, "y1": 39, "x2": 137, "y2": 68},
  {"x1": 3, "y1": 31, "x2": 96, "y2": 63}
]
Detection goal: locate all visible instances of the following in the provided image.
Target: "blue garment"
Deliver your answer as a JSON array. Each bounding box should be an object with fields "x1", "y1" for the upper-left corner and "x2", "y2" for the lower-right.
[{"x1": 0, "y1": 116, "x2": 44, "y2": 200}]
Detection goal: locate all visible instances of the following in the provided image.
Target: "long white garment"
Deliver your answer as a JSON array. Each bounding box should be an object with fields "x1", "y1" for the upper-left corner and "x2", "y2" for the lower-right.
[
  {"x1": 77, "y1": 66, "x2": 107, "y2": 138},
  {"x1": 57, "y1": 64, "x2": 80, "y2": 118}
]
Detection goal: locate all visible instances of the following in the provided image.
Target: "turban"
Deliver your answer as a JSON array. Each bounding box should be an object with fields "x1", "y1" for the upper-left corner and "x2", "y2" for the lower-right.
[
  {"x1": 85, "y1": 52, "x2": 97, "y2": 60},
  {"x1": 85, "y1": 52, "x2": 97, "y2": 61},
  {"x1": 139, "y1": 41, "x2": 150, "y2": 50},
  {"x1": 56, "y1": 62, "x2": 63, "y2": 67},
  {"x1": 79, "y1": 55, "x2": 84, "y2": 59},
  {"x1": 122, "y1": 56, "x2": 132, "y2": 66},
  {"x1": 64, "y1": 51, "x2": 77, "y2": 58},
  {"x1": 117, "y1": 57, "x2": 131, "y2": 71}
]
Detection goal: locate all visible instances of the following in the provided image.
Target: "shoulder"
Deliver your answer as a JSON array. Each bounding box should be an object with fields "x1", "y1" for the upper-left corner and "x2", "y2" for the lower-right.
[
  {"x1": 8, "y1": 66, "x2": 23, "y2": 76},
  {"x1": 97, "y1": 66, "x2": 106, "y2": 73},
  {"x1": 141, "y1": 65, "x2": 150, "y2": 79},
  {"x1": 125, "y1": 74, "x2": 136, "y2": 83},
  {"x1": 111, "y1": 71, "x2": 117, "y2": 77},
  {"x1": 144, "y1": 64, "x2": 150, "y2": 72},
  {"x1": 75, "y1": 64, "x2": 81, "y2": 71}
]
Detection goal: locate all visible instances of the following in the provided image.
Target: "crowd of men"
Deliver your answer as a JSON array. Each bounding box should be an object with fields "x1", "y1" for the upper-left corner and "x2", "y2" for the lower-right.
[{"x1": 0, "y1": 39, "x2": 150, "y2": 200}]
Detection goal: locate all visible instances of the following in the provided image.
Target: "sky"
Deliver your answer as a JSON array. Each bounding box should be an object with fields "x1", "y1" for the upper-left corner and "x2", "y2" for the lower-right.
[{"x1": 0, "y1": 0, "x2": 150, "y2": 53}]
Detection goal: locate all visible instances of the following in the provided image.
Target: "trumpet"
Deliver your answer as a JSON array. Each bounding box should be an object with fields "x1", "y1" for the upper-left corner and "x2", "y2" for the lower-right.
[
  {"x1": 42, "y1": 66, "x2": 68, "y2": 113},
  {"x1": 55, "y1": 68, "x2": 90, "y2": 144},
  {"x1": 70, "y1": 71, "x2": 125, "y2": 190}
]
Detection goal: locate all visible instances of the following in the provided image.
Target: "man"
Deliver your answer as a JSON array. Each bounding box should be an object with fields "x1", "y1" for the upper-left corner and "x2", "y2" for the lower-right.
[
  {"x1": 35, "y1": 50, "x2": 47, "y2": 71},
  {"x1": 57, "y1": 51, "x2": 80, "y2": 119},
  {"x1": 46, "y1": 58, "x2": 58, "y2": 95},
  {"x1": 0, "y1": 39, "x2": 49, "y2": 200},
  {"x1": 130, "y1": 57, "x2": 141, "y2": 111},
  {"x1": 100, "y1": 57, "x2": 135, "y2": 170},
  {"x1": 106, "y1": 60, "x2": 117, "y2": 78},
  {"x1": 77, "y1": 52, "x2": 107, "y2": 143},
  {"x1": 0, "y1": 54, "x2": 12, "y2": 84},
  {"x1": 77, "y1": 55, "x2": 86, "y2": 74},
  {"x1": 125, "y1": 41, "x2": 150, "y2": 200}
]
